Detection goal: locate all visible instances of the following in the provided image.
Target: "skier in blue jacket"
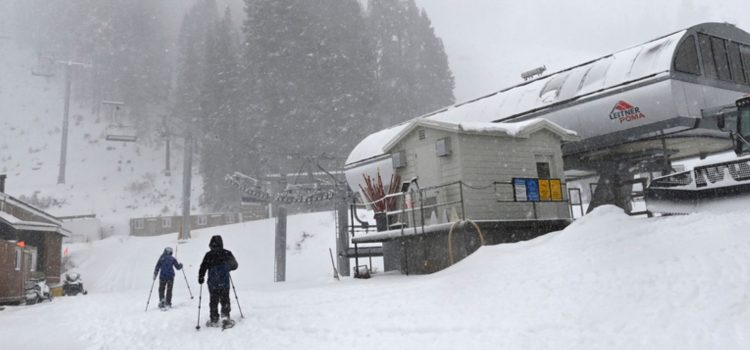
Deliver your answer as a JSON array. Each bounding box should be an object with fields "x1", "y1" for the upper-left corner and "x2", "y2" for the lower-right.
[{"x1": 153, "y1": 247, "x2": 183, "y2": 309}]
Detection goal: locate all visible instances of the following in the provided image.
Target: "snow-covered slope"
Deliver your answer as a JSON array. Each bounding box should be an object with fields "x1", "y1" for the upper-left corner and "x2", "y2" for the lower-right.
[
  {"x1": 2, "y1": 206, "x2": 750, "y2": 349},
  {"x1": 0, "y1": 40, "x2": 201, "y2": 236}
]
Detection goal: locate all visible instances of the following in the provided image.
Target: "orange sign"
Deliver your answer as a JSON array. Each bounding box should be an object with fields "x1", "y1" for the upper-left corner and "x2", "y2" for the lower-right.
[
  {"x1": 16, "y1": 241, "x2": 25, "y2": 248},
  {"x1": 538, "y1": 180, "x2": 551, "y2": 201},
  {"x1": 550, "y1": 179, "x2": 563, "y2": 201}
]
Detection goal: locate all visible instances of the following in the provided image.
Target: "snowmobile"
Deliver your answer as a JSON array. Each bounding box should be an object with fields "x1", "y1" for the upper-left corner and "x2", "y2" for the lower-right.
[
  {"x1": 24, "y1": 277, "x2": 51, "y2": 305},
  {"x1": 62, "y1": 272, "x2": 87, "y2": 296},
  {"x1": 646, "y1": 96, "x2": 750, "y2": 214}
]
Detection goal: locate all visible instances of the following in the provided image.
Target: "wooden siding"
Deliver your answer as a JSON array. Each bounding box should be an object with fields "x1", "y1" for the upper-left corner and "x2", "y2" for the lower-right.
[
  {"x1": 392, "y1": 127, "x2": 571, "y2": 222},
  {"x1": 0, "y1": 241, "x2": 29, "y2": 303}
]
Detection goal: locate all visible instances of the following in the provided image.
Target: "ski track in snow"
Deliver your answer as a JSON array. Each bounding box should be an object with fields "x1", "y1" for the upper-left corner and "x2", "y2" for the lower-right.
[{"x1": 2, "y1": 207, "x2": 750, "y2": 349}]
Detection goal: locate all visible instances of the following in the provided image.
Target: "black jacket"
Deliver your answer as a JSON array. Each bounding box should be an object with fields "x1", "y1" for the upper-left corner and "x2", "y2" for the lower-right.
[{"x1": 199, "y1": 235, "x2": 238, "y2": 289}]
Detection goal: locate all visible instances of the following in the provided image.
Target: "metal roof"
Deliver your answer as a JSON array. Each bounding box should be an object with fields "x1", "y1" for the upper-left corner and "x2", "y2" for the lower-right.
[{"x1": 346, "y1": 26, "x2": 690, "y2": 167}]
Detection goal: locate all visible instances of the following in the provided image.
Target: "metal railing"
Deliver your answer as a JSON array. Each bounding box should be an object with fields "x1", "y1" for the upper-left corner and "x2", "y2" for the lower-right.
[{"x1": 356, "y1": 179, "x2": 572, "y2": 237}]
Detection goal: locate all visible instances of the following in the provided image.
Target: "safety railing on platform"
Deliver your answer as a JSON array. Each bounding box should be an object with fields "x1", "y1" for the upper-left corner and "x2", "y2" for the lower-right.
[{"x1": 355, "y1": 179, "x2": 572, "y2": 238}]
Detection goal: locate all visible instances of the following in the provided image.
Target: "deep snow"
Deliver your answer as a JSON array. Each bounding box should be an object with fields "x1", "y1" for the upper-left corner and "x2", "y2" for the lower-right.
[{"x1": 1, "y1": 206, "x2": 750, "y2": 349}]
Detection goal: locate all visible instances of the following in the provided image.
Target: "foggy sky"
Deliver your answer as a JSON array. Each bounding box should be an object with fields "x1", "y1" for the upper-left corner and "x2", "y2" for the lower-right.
[{"x1": 414, "y1": 0, "x2": 750, "y2": 101}]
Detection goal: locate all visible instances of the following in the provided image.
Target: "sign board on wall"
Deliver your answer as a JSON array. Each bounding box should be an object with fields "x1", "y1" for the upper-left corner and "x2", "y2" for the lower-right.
[
  {"x1": 513, "y1": 178, "x2": 528, "y2": 201},
  {"x1": 512, "y1": 178, "x2": 563, "y2": 202}
]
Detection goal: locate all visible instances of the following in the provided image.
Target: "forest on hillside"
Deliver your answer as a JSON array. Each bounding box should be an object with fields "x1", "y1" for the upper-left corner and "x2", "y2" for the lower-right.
[{"x1": 8, "y1": 0, "x2": 455, "y2": 210}]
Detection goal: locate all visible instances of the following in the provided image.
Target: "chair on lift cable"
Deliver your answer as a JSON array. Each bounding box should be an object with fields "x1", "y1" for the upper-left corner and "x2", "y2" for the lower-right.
[
  {"x1": 105, "y1": 125, "x2": 138, "y2": 142},
  {"x1": 102, "y1": 100, "x2": 138, "y2": 142},
  {"x1": 31, "y1": 53, "x2": 55, "y2": 78}
]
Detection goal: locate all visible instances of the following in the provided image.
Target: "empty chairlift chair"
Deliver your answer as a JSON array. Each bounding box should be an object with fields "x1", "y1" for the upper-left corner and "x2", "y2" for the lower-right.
[
  {"x1": 102, "y1": 100, "x2": 138, "y2": 142},
  {"x1": 31, "y1": 53, "x2": 55, "y2": 78}
]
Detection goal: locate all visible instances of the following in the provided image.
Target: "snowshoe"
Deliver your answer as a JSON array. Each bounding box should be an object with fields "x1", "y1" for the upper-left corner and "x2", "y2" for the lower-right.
[
  {"x1": 221, "y1": 319, "x2": 235, "y2": 330},
  {"x1": 158, "y1": 300, "x2": 167, "y2": 311},
  {"x1": 205, "y1": 320, "x2": 221, "y2": 328}
]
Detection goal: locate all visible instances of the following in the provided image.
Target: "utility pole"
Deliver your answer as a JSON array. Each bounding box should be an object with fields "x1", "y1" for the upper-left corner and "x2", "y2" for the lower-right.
[
  {"x1": 162, "y1": 115, "x2": 171, "y2": 176},
  {"x1": 180, "y1": 132, "x2": 193, "y2": 240},
  {"x1": 54, "y1": 60, "x2": 90, "y2": 184},
  {"x1": 274, "y1": 206, "x2": 287, "y2": 282}
]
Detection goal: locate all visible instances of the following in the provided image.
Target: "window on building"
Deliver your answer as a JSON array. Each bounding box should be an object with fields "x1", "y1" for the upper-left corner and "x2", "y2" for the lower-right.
[
  {"x1": 134, "y1": 219, "x2": 144, "y2": 230},
  {"x1": 30, "y1": 249, "x2": 37, "y2": 272},
  {"x1": 710, "y1": 36, "x2": 732, "y2": 81},
  {"x1": 15, "y1": 247, "x2": 21, "y2": 271},
  {"x1": 536, "y1": 162, "x2": 551, "y2": 179},
  {"x1": 418, "y1": 128, "x2": 426, "y2": 140},
  {"x1": 162, "y1": 217, "x2": 172, "y2": 228},
  {"x1": 698, "y1": 33, "x2": 717, "y2": 79},
  {"x1": 727, "y1": 42, "x2": 747, "y2": 84},
  {"x1": 225, "y1": 214, "x2": 235, "y2": 224},
  {"x1": 198, "y1": 215, "x2": 207, "y2": 226},
  {"x1": 673, "y1": 35, "x2": 700, "y2": 75}
]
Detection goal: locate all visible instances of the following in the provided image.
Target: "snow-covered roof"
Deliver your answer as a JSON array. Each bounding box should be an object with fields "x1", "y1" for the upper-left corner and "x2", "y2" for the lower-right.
[
  {"x1": 346, "y1": 27, "x2": 687, "y2": 167},
  {"x1": 0, "y1": 192, "x2": 64, "y2": 226},
  {"x1": 0, "y1": 211, "x2": 70, "y2": 236},
  {"x1": 382, "y1": 118, "x2": 578, "y2": 153}
]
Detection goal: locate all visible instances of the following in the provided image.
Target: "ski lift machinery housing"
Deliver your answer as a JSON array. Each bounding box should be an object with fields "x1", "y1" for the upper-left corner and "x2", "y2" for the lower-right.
[{"x1": 344, "y1": 22, "x2": 750, "y2": 213}]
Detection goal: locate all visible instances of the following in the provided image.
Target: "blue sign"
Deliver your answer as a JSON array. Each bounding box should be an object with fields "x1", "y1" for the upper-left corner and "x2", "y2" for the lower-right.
[{"x1": 525, "y1": 178, "x2": 540, "y2": 202}]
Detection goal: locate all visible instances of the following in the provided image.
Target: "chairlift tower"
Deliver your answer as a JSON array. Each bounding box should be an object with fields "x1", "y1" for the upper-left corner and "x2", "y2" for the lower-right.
[{"x1": 55, "y1": 60, "x2": 91, "y2": 184}]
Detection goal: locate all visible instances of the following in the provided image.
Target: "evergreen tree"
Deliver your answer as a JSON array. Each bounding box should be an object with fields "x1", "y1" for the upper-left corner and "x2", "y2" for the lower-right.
[
  {"x1": 173, "y1": 0, "x2": 219, "y2": 133},
  {"x1": 242, "y1": 0, "x2": 376, "y2": 173},
  {"x1": 367, "y1": 0, "x2": 455, "y2": 126},
  {"x1": 199, "y1": 8, "x2": 244, "y2": 211}
]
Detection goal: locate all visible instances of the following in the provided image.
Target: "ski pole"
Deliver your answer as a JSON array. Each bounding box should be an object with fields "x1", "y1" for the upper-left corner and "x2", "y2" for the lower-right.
[
  {"x1": 145, "y1": 275, "x2": 157, "y2": 312},
  {"x1": 173, "y1": 242, "x2": 193, "y2": 299},
  {"x1": 196, "y1": 284, "x2": 203, "y2": 331},
  {"x1": 181, "y1": 268, "x2": 194, "y2": 299},
  {"x1": 229, "y1": 275, "x2": 245, "y2": 319}
]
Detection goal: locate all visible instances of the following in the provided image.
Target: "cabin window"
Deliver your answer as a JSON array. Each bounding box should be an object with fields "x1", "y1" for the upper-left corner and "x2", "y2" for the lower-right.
[
  {"x1": 30, "y1": 249, "x2": 37, "y2": 272},
  {"x1": 727, "y1": 42, "x2": 747, "y2": 84},
  {"x1": 740, "y1": 45, "x2": 750, "y2": 83},
  {"x1": 198, "y1": 215, "x2": 207, "y2": 226},
  {"x1": 162, "y1": 217, "x2": 171, "y2": 228},
  {"x1": 225, "y1": 214, "x2": 235, "y2": 224},
  {"x1": 579, "y1": 57, "x2": 613, "y2": 93},
  {"x1": 536, "y1": 162, "x2": 551, "y2": 179},
  {"x1": 697, "y1": 33, "x2": 717, "y2": 79},
  {"x1": 15, "y1": 247, "x2": 21, "y2": 271},
  {"x1": 134, "y1": 219, "x2": 144, "y2": 230},
  {"x1": 673, "y1": 35, "x2": 700, "y2": 75},
  {"x1": 539, "y1": 73, "x2": 569, "y2": 102},
  {"x1": 710, "y1": 36, "x2": 732, "y2": 81}
]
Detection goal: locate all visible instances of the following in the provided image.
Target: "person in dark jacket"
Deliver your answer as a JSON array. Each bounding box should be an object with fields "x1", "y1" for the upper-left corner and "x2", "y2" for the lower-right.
[
  {"x1": 153, "y1": 247, "x2": 183, "y2": 309},
  {"x1": 198, "y1": 235, "x2": 238, "y2": 325}
]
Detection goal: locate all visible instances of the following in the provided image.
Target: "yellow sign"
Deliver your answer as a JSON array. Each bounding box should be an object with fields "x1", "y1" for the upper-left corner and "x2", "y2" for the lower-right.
[
  {"x1": 538, "y1": 179, "x2": 551, "y2": 201},
  {"x1": 550, "y1": 179, "x2": 562, "y2": 201}
]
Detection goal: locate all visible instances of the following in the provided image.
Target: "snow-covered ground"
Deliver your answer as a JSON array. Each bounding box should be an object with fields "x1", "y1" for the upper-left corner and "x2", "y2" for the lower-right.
[{"x1": 2, "y1": 206, "x2": 750, "y2": 349}]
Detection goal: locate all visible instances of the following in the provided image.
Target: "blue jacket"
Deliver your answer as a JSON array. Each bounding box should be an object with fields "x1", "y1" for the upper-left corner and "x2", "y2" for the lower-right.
[{"x1": 154, "y1": 249, "x2": 183, "y2": 280}]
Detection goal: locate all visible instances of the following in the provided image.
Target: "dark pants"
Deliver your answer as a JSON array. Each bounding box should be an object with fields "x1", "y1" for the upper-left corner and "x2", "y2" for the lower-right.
[
  {"x1": 209, "y1": 287, "x2": 231, "y2": 321},
  {"x1": 158, "y1": 278, "x2": 174, "y2": 305}
]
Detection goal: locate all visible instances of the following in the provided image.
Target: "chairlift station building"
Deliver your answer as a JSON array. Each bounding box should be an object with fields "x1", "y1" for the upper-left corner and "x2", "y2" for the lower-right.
[{"x1": 343, "y1": 22, "x2": 750, "y2": 274}]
